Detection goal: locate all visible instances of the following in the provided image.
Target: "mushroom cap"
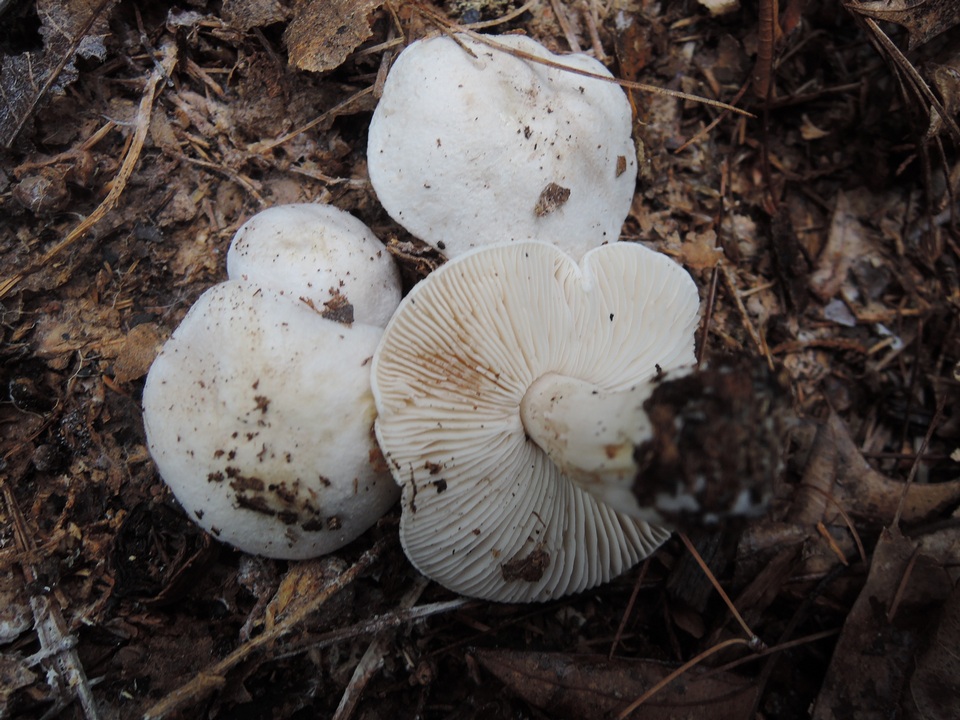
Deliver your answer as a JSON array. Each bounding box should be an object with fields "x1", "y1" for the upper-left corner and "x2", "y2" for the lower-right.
[
  {"x1": 367, "y1": 34, "x2": 637, "y2": 260},
  {"x1": 227, "y1": 203, "x2": 401, "y2": 327},
  {"x1": 371, "y1": 241, "x2": 700, "y2": 602},
  {"x1": 143, "y1": 280, "x2": 398, "y2": 559}
]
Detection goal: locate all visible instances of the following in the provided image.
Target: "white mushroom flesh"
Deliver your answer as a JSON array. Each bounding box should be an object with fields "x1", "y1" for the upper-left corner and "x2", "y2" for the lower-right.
[
  {"x1": 372, "y1": 241, "x2": 700, "y2": 601},
  {"x1": 143, "y1": 281, "x2": 399, "y2": 559},
  {"x1": 367, "y1": 33, "x2": 638, "y2": 260}
]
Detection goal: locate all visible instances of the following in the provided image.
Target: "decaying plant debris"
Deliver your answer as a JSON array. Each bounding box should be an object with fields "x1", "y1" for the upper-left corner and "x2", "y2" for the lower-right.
[{"x1": 1, "y1": 0, "x2": 959, "y2": 718}]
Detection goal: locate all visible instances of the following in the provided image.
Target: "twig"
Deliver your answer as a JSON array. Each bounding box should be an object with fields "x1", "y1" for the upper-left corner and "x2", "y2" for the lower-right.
[
  {"x1": 333, "y1": 576, "x2": 429, "y2": 720},
  {"x1": 674, "y1": 80, "x2": 749, "y2": 154},
  {"x1": 609, "y1": 558, "x2": 650, "y2": 659},
  {"x1": 549, "y1": 0, "x2": 581, "y2": 52},
  {"x1": 886, "y1": 541, "x2": 920, "y2": 623},
  {"x1": 1, "y1": 0, "x2": 116, "y2": 147},
  {"x1": 582, "y1": 0, "x2": 607, "y2": 62},
  {"x1": 720, "y1": 264, "x2": 773, "y2": 368},
  {"x1": 1, "y1": 481, "x2": 100, "y2": 720},
  {"x1": 678, "y1": 532, "x2": 762, "y2": 647},
  {"x1": 752, "y1": 0, "x2": 778, "y2": 100},
  {"x1": 708, "y1": 627, "x2": 841, "y2": 675},
  {"x1": 141, "y1": 538, "x2": 391, "y2": 720},
  {"x1": 0, "y1": 40, "x2": 177, "y2": 301},
  {"x1": 696, "y1": 264, "x2": 721, "y2": 366},
  {"x1": 615, "y1": 637, "x2": 751, "y2": 719},
  {"x1": 466, "y1": 0, "x2": 536, "y2": 29},
  {"x1": 816, "y1": 521, "x2": 850, "y2": 566},
  {"x1": 247, "y1": 87, "x2": 375, "y2": 154},
  {"x1": 413, "y1": 4, "x2": 755, "y2": 117},
  {"x1": 276, "y1": 596, "x2": 475, "y2": 662},
  {"x1": 801, "y1": 484, "x2": 868, "y2": 564},
  {"x1": 892, "y1": 395, "x2": 946, "y2": 528}
]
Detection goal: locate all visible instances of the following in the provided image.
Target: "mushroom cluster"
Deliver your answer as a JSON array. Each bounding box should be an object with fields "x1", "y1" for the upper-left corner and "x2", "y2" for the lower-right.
[
  {"x1": 141, "y1": 32, "x2": 704, "y2": 600},
  {"x1": 366, "y1": 34, "x2": 703, "y2": 601},
  {"x1": 143, "y1": 204, "x2": 401, "y2": 559}
]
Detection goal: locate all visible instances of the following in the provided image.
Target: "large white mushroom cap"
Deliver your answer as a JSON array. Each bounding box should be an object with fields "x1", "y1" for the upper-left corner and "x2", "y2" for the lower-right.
[
  {"x1": 371, "y1": 241, "x2": 700, "y2": 602},
  {"x1": 227, "y1": 204, "x2": 401, "y2": 327},
  {"x1": 143, "y1": 281, "x2": 398, "y2": 559},
  {"x1": 367, "y1": 34, "x2": 637, "y2": 260}
]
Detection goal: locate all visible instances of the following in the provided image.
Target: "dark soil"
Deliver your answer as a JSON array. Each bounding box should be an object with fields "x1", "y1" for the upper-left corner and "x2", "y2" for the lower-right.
[{"x1": 1, "y1": 1, "x2": 959, "y2": 719}]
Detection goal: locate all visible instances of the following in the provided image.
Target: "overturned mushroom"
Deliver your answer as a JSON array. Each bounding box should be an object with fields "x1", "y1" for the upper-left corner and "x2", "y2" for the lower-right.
[
  {"x1": 371, "y1": 241, "x2": 701, "y2": 601},
  {"x1": 367, "y1": 33, "x2": 637, "y2": 260}
]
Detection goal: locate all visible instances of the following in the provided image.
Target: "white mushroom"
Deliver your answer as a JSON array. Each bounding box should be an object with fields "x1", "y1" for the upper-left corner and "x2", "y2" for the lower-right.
[
  {"x1": 371, "y1": 241, "x2": 701, "y2": 602},
  {"x1": 227, "y1": 203, "x2": 401, "y2": 327},
  {"x1": 143, "y1": 281, "x2": 398, "y2": 559},
  {"x1": 367, "y1": 33, "x2": 637, "y2": 260}
]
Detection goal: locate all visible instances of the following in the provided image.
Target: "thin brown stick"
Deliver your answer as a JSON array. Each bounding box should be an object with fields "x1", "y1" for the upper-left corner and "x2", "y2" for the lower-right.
[
  {"x1": 549, "y1": 0, "x2": 581, "y2": 52},
  {"x1": 720, "y1": 264, "x2": 772, "y2": 368},
  {"x1": 614, "y1": 637, "x2": 751, "y2": 719},
  {"x1": 2, "y1": 0, "x2": 116, "y2": 146},
  {"x1": 142, "y1": 538, "x2": 391, "y2": 720},
  {"x1": 466, "y1": 0, "x2": 536, "y2": 29},
  {"x1": 816, "y1": 521, "x2": 850, "y2": 566},
  {"x1": 413, "y1": 4, "x2": 754, "y2": 117},
  {"x1": 886, "y1": 543, "x2": 920, "y2": 623},
  {"x1": 708, "y1": 628, "x2": 841, "y2": 675},
  {"x1": 0, "y1": 41, "x2": 177, "y2": 301},
  {"x1": 609, "y1": 558, "x2": 650, "y2": 659},
  {"x1": 247, "y1": 86, "x2": 375, "y2": 154},
  {"x1": 675, "y1": 80, "x2": 749, "y2": 154},
  {"x1": 333, "y1": 577, "x2": 429, "y2": 720},
  {"x1": 2, "y1": 481, "x2": 100, "y2": 719},
  {"x1": 697, "y1": 264, "x2": 721, "y2": 366},
  {"x1": 892, "y1": 395, "x2": 946, "y2": 528},
  {"x1": 801, "y1": 484, "x2": 868, "y2": 564},
  {"x1": 752, "y1": 0, "x2": 778, "y2": 100},
  {"x1": 678, "y1": 532, "x2": 760, "y2": 646}
]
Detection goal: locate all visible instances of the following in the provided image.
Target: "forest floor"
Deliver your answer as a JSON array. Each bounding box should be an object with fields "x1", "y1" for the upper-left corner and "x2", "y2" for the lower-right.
[{"x1": 1, "y1": 0, "x2": 959, "y2": 718}]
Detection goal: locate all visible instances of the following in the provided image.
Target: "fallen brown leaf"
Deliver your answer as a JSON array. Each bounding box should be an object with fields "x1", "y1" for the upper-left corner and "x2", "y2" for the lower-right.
[
  {"x1": 473, "y1": 648, "x2": 758, "y2": 719},
  {"x1": 848, "y1": 0, "x2": 960, "y2": 50},
  {"x1": 794, "y1": 412, "x2": 960, "y2": 527},
  {"x1": 902, "y1": 581, "x2": 960, "y2": 720},
  {"x1": 812, "y1": 528, "x2": 954, "y2": 720},
  {"x1": 810, "y1": 191, "x2": 868, "y2": 302}
]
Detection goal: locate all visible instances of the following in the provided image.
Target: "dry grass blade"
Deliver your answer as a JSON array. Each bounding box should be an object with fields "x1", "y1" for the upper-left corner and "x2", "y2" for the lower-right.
[
  {"x1": 247, "y1": 86, "x2": 375, "y2": 154},
  {"x1": 1, "y1": 481, "x2": 100, "y2": 720},
  {"x1": 333, "y1": 576, "x2": 429, "y2": 720},
  {"x1": 609, "y1": 558, "x2": 651, "y2": 659},
  {"x1": 412, "y1": 3, "x2": 755, "y2": 117},
  {"x1": 802, "y1": 484, "x2": 868, "y2": 564},
  {"x1": 851, "y1": 12, "x2": 960, "y2": 144},
  {"x1": 614, "y1": 637, "x2": 752, "y2": 719},
  {"x1": 141, "y1": 538, "x2": 391, "y2": 720},
  {"x1": 678, "y1": 532, "x2": 762, "y2": 647},
  {"x1": 0, "y1": 40, "x2": 177, "y2": 301},
  {"x1": 464, "y1": 0, "x2": 536, "y2": 29},
  {"x1": 892, "y1": 396, "x2": 946, "y2": 528}
]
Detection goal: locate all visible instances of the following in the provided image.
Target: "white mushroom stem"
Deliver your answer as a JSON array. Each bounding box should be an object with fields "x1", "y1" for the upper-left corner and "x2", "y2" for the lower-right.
[{"x1": 520, "y1": 373, "x2": 655, "y2": 515}]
